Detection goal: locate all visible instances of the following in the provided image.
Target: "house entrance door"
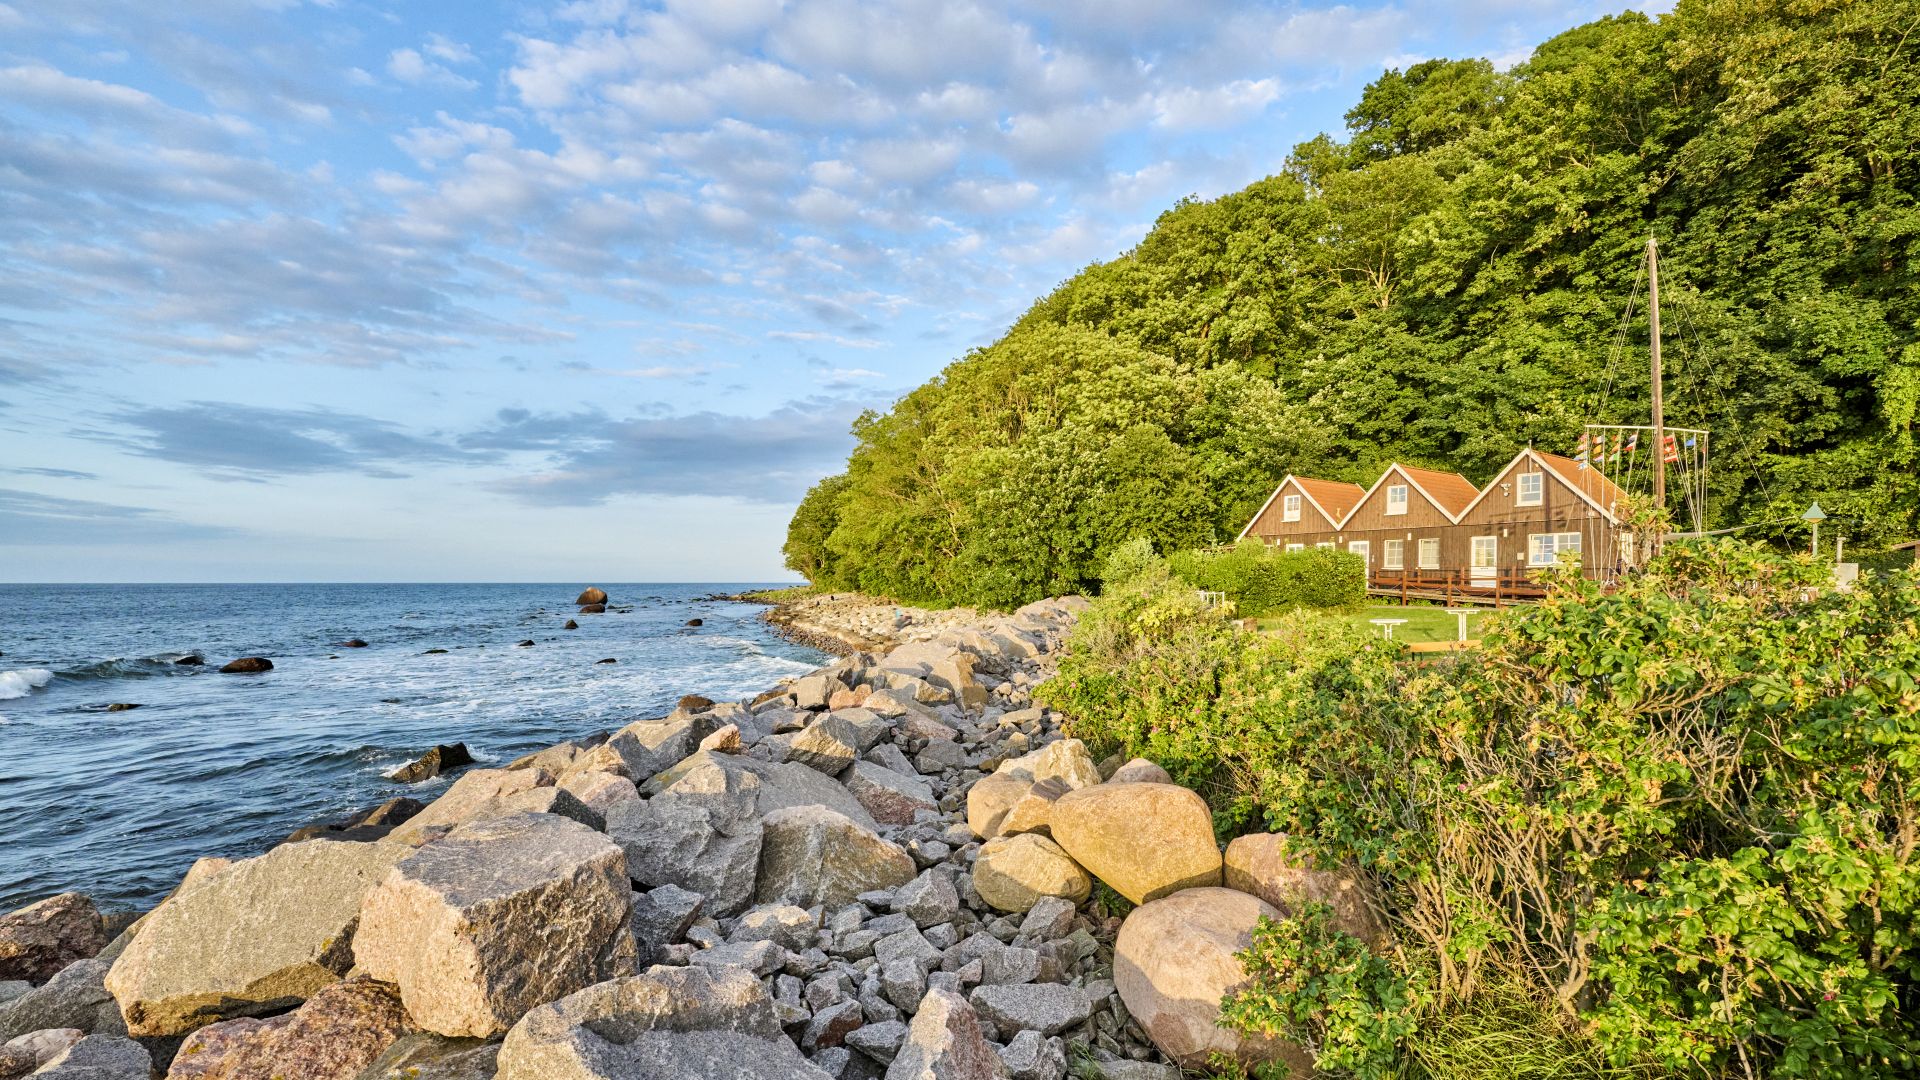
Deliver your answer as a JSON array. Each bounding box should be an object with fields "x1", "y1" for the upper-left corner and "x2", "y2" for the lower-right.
[{"x1": 1470, "y1": 536, "x2": 1498, "y2": 585}]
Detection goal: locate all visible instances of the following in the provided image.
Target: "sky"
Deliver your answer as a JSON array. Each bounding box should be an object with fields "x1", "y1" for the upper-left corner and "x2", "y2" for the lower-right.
[{"x1": 0, "y1": 0, "x2": 1664, "y2": 582}]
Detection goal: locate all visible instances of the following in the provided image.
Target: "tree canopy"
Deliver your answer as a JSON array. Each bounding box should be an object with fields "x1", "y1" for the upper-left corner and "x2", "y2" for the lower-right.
[{"x1": 789, "y1": 0, "x2": 1920, "y2": 608}]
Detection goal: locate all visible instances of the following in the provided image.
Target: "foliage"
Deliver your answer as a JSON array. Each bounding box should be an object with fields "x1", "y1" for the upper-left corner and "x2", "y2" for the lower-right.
[
  {"x1": 1040, "y1": 540, "x2": 1920, "y2": 1077},
  {"x1": 790, "y1": 0, "x2": 1920, "y2": 606},
  {"x1": 1402, "y1": 980, "x2": 1658, "y2": 1080},
  {"x1": 1098, "y1": 536, "x2": 1164, "y2": 592},
  {"x1": 1169, "y1": 540, "x2": 1368, "y2": 616},
  {"x1": 1220, "y1": 905, "x2": 1422, "y2": 1079}
]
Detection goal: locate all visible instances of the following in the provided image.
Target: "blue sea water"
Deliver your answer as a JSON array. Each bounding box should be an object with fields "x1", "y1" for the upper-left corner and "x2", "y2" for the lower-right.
[{"x1": 0, "y1": 583, "x2": 826, "y2": 913}]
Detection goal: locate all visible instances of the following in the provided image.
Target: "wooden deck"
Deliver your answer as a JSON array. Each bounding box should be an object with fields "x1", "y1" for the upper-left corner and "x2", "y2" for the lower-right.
[{"x1": 1367, "y1": 568, "x2": 1556, "y2": 607}]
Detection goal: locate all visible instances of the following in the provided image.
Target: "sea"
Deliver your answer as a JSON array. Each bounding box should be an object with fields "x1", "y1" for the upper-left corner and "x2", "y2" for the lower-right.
[{"x1": 0, "y1": 583, "x2": 829, "y2": 913}]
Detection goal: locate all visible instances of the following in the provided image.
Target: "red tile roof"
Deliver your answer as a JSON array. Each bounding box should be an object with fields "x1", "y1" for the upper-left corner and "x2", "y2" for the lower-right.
[
  {"x1": 1396, "y1": 465, "x2": 1479, "y2": 518},
  {"x1": 1534, "y1": 451, "x2": 1628, "y2": 517},
  {"x1": 1294, "y1": 477, "x2": 1366, "y2": 523}
]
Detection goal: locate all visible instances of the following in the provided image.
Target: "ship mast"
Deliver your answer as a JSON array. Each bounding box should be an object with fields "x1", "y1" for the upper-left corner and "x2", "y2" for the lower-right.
[{"x1": 1646, "y1": 235, "x2": 1666, "y2": 541}]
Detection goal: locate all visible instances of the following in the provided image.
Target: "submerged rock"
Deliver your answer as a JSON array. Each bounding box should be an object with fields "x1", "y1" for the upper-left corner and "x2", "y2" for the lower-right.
[
  {"x1": 386, "y1": 744, "x2": 474, "y2": 784},
  {"x1": 218, "y1": 658, "x2": 273, "y2": 674}
]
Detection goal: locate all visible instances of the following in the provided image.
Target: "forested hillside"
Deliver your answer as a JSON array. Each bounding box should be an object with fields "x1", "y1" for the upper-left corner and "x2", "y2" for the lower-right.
[{"x1": 787, "y1": 0, "x2": 1920, "y2": 608}]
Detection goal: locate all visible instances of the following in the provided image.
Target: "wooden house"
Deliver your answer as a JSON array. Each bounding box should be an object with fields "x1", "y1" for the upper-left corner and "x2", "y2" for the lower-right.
[
  {"x1": 1238, "y1": 475, "x2": 1366, "y2": 549},
  {"x1": 1330, "y1": 464, "x2": 1478, "y2": 575},
  {"x1": 1450, "y1": 449, "x2": 1630, "y2": 584}
]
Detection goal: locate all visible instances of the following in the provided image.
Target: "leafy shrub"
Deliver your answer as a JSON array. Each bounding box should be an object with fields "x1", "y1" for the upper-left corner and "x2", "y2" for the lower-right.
[
  {"x1": 1168, "y1": 539, "x2": 1367, "y2": 616},
  {"x1": 1100, "y1": 536, "x2": 1164, "y2": 591}
]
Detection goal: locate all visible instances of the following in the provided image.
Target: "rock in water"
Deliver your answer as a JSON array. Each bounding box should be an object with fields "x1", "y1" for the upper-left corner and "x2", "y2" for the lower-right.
[
  {"x1": 495, "y1": 965, "x2": 833, "y2": 1080},
  {"x1": 756, "y1": 805, "x2": 916, "y2": 909},
  {"x1": 104, "y1": 703, "x2": 139, "y2": 712},
  {"x1": 685, "y1": 618, "x2": 703, "y2": 627},
  {"x1": 577, "y1": 604, "x2": 606, "y2": 615},
  {"x1": 574, "y1": 587, "x2": 608, "y2": 606},
  {"x1": 884, "y1": 988, "x2": 1005, "y2": 1080},
  {"x1": 1048, "y1": 782, "x2": 1220, "y2": 905},
  {"x1": 1222, "y1": 833, "x2": 1386, "y2": 946},
  {"x1": 25, "y1": 1034, "x2": 149, "y2": 1078},
  {"x1": 166, "y1": 975, "x2": 413, "y2": 1080},
  {"x1": 104, "y1": 840, "x2": 408, "y2": 1037},
  {"x1": 676, "y1": 694, "x2": 714, "y2": 712},
  {"x1": 0, "y1": 892, "x2": 106, "y2": 984},
  {"x1": 1113, "y1": 888, "x2": 1311, "y2": 1074},
  {"x1": 340, "y1": 639, "x2": 370, "y2": 648},
  {"x1": 218, "y1": 657, "x2": 273, "y2": 674},
  {"x1": 353, "y1": 813, "x2": 635, "y2": 1038},
  {"x1": 563, "y1": 619, "x2": 578, "y2": 630},
  {"x1": 386, "y1": 743, "x2": 474, "y2": 784}
]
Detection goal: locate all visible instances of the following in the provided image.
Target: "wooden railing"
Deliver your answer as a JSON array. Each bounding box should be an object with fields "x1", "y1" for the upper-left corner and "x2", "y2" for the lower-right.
[{"x1": 1367, "y1": 567, "x2": 1549, "y2": 607}]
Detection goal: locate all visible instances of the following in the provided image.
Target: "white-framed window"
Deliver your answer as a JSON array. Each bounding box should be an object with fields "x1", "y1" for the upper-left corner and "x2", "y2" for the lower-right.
[
  {"x1": 1316, "y1": 541, "x2": 1335, "y2": 550},
  {"x1": 1418, "y1": 538, "x2": 1441, "y2": 569},
  {"x1": 1347, "y1": 540, "x2": 1371, "y2": 565},
  {"x1": 1516, "y1": 471, "x2": 1544, "y2": 506},
  {"x1": 1385, "y1": 483, "x2": 1409, "y2": 516},
  {"x1": 1528, "y1": 531, "x2": 1582, "y2": 566},
  {"x1": 1471, "y1": 536, "x2": 1498, "y2": 574},
  {"x1": 1382, "y1": 539, "x2": 1405, "y2": 569},
  {"x1": 1285, "y1": 543, "x2": 1305, "y2": 552},
  {"x1": 1281, "y1": 494, "x2": 1302, "y2": 522}
]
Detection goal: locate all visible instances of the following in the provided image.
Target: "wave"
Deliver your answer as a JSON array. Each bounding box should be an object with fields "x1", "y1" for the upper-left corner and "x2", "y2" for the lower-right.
[
  {"x1": 0, "y1": 668, "x2": 54, "y2": 700},
  {"x1": 55, "y1": 656, "x2": 205, "y2": 682}
]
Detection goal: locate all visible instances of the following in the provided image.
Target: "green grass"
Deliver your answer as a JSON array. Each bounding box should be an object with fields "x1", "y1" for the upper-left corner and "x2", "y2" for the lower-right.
[{"x1": 1259, "y1": 604, "x2": 1497, "y2": 644}]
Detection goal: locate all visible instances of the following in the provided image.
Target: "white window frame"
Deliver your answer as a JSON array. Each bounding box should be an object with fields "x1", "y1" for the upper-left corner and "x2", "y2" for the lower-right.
[
  {"x1": 1347, "y1": 540, "x2": 1371, "y2": 566},
  {"x1": 1516, "y1": 471, "x2": 1544, "y2": 507},
  {"x1": 1281, "y1": 494, "x2": 1302, "y2": 522},
  {"x1": 1417, "y1": 537, "x2": 1441, "y2": 570},
  {"x1": 1385, "y1": 483, "x2": 1409, "y2": 516},
  {"x1": 1471, "y1": 536, "x2": 1498, "y2": 576},
  {"x1": 1382, "y1": 539, "x2": 1405, "y2": 570},
  {"x1": 1528, "y1": 531, "x2": 1583, "y2": 566},
  {"x1": 1285, "y1": 543, "x2": 1305, "y2": 553}
]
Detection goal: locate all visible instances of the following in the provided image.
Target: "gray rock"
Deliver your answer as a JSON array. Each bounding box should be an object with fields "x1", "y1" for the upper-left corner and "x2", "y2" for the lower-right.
[
  {"x1": 803, "y1": 997, "x2": 865, "y2": 1052},
  {"x1": 979, "y1": 946, "x2": 1040, "y2": 987},
  {"x1": 879, "y1": 960, "x2": 926, "y2": 1013},
  {"x1": 893, "y1": 871, "x2": 960, "y2": 929},
  {"x1": 968, "y1": 984, "x2": 1089, "y2": 1038},
  {"x1": 883, "y1": 989, "x2": 1007, "y2": 1079},
  {"x1": 864, "y1": 743, "x2": 917, "y2": 776},
  {"x1": 629, "y1": 885, "x2": 705, "y2": 954},
  {"x1": 689, "y1": 940, "x2": 785, "y2": 976},
  {"x1": 353, "y1": 1034, "x2": 500, "y2": 1080},
  {"x1": 1015, "y1": 897, "x2": 1075, "y2": 944},
  {"x1": 846, "y1": 763, "x2": 938, "y2": 826},
  {"x1": 789, "y1": 715, "x2": 865, "y2": 775},
  {"x1": 496, "y1": 964, "x2": 832, "y2": 1080},
  {"x1": 606, "y1": 714, "x2": 716, "y2": 782},
  {"x1": 0, "y1": 961, "x2": 122, "y2": 1041},
  {"x1": 914, "y1": 741, "x2": 969, "y2": 774},
  {"x1": 0, "y1": 984, "x2": 24, "y2": 1008},
  {"x1": 386, "y1": 767, "x2": 556, "y2": 845},
  {"x1": 24, "y1": 1034, "x2": 149, "y2": 1079},
  {"x1": 791, "y1": 674, "x2": 848, "y2": 711},
  {"x1": 997, "y1": 1030, "x2": 1066, "y2": 1080},
  {"x1": 606, "y1": 796, "x2": 763, "y2": 918},
  {"x1": 758, "y1": 807, "x2": 916, "y2": 910},
  {"x1": 871, "y1": 930, "x2": 941, "y2": 974},
  {"x1": 732, "y1": 904, "x2": 817, "y2": 952},
  {"x1": 1094, "y1": 1063, "x2": 1180, "y2": 1080},
  {"x1": 845, "y1": 1018, "x2": 908, "y2": 1063}
]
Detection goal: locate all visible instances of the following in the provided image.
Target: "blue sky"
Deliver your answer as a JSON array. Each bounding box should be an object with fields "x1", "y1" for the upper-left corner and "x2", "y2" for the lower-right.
[{"x1": 0, "y1": 0, "x2": 1661, "y2": 582}]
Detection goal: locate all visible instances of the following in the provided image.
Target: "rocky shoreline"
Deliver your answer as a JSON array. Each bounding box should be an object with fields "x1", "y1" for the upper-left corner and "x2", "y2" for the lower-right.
[{"x1": 0, "y1": 592, "x2": 1371, "y2": 1080}]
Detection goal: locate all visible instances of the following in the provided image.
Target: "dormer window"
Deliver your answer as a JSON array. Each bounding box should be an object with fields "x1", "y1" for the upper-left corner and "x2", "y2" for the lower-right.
[
  {"x1": 1385, "y1": 484, "x2": 1408, "y2": 516},
  {"x1": 1516, "y1": 472, "x2": 1544, "y2": 507},
  {"x1": 1281, "y1": 494, "x2": 1302, "y2": 522}
]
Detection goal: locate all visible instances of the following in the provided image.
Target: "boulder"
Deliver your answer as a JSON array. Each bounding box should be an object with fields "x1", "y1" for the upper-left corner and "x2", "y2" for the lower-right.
[
  {"x1": 884, "y1": 989, "x2": 1006, "y2": 1080},
  {"x1": 827, "y1": 686, "x2": 872, "y2": 711},
  {"x1": 971, "y1": 835, "x2": 1090, "y2": 914},
  {"x1": 495, "y1": 965, "x2": 833, "y2": 1080},
  {"x1": 218, "y1": 658, "x2": 272, "y2": 674},
  {"x1": 627, "y1": 886, "x2": 704, "y2": 957},
  {"x1": 605, "y1": 794, "x2": 763, "y2": 919},
  {"x1": 386, "y1": 744, "x2": 473, "y2": 784},
  {"x1": 1048, "y1": 783, "x2": 1220, "y2": 905},
  {"x1": 844, "y1": 762, "x2": 937, "y2": 826},
  {"x1": 996, "y1": 1029, "x2": 1063, "y2": 1080},
  {"x1": 605, "y1": 714, "x2": 716, "y2": 782},
  {"x1": 787, "y1": 715, "x2": 864, "y2": 775},
  {"x1": 340, "y1": 639, "x2": 370, "y2": 649},
  {"x1": 575, "y1": 588, "x2": 608, "y2": 605},
  {"x1": 696, "y1": 724, "x2": 742, "y2": 754},
  {"x1": 685, "y1": 618, "x2": 703, "y2": 628},
  {"x1": 6, "y1": 958, "x2": 131, "y2": 1041},
  {"x1": 105, "y1": 840, "x2": 408, "y2": 1037},
  {"x1": 3, "y1": 1028, "x2": 81, "y2": 1073},
  {"x1": 967, "y1": 983, "x2": 1089, "y2": 1039},
  {"x1": 0, "y1": 894, "x2": 105, "y2": 985},
  {"x1": 353, "y1": 813, "x2": 634, "y2": 1038},
  {"x1": 24, "y1": 1034, "x2": 149, "y2": 1078},
  {"x1": 757, "y1": 807, "x2": 916, "y2": 909},
  {"x1": 166, "y1": 976, "x2": 413, "y2": 1080},
  {"x1": 557, "y1": 770, "x2": 640, "y2": 815},
  {"x1": 790, "y1": 674, "x2": 847, "y2": 712},
  {"x1": 995, "y1": 778, "x2": 1069, "y2": 838},
  {"x1": 1113, "y1": 888, "x2": 1310, "y2": 1074},
  {"x1": 966, "y1": 741, "x2": 1099, "y2": 840},
  {"x1": 352, "y1": 1034, "x2": 499, "y2": 1079},
  {"x1": 1107, "y1": 759, "x2": 1172, "y2": 785},
  {"x1": 893, "y1": 871, "x2": 961, "y2": 930},
  {"x1": 384, "y1": 768, "x2": 555, "y2": 845},
  {"x1": 645, "y1": 752, "x2": 878, "y2": 830},
  {"x1": 1221, "y1": 834, "x2": 1386, "y2": 946},
  {"x1": 577, "y1": 605, "x2": 605, "y2": 615},
  {"x1": 563, "y1": 619, "x2": 578, "y2": 630},
  {"x1": 104, "y1": 704, "x2": 139, "y2": 712}
]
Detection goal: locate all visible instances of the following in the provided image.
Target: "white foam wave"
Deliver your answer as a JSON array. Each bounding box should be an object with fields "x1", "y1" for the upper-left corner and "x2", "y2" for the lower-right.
[{"x1": 0, "y1": 668, "x2": 54, "y2": 701}]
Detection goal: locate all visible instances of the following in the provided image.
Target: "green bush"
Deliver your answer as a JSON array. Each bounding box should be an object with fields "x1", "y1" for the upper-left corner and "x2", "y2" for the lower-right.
[
  {"x1": 1039, "y1": 540, "x2": 1920, "y2": 1078},
  {"x1": 1099, "y1": 536, "x2": 1165, "y2": 592},
  {"x1": 1168, "y1": 539, "x2": 1367, "y2": 617}
]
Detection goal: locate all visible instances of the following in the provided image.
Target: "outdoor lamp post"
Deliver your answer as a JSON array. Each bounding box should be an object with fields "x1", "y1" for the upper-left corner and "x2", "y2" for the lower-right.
[{"x1": 1803, "y1": 502, "x2": 1827, "y2": 557}]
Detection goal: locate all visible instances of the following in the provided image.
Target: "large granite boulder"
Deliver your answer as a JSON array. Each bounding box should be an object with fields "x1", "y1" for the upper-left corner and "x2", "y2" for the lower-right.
[
  {"x1": 971, "y1": 835, "x2": 1090, "y2": 914},
  {"x1": 351, "y1": 1034, "x2": 498, "y2": 1080},
  {"x1": 884, "y1": 988, "x2": 1007, "y2": 1080},
  {"x1": 384, "y1": 768, "x2": 556, "y2": 845},
  {"x1": 495, "y1": 965, "x2": 832, "y2": 1080},
  {"x1": 0, "y1": 960, "x2": 123, "y2": 1041},
  {"x1": 644, "y1": 752, "x2": 878, "y2": 830},
  {"x1": 1222, "y1": 833, "x2": 1386, "y2": 945},
  {"x1": 1113, "y1": 888, "x2": 1310, "y2": 1074},
  {"x1": 844, "y1": 762, "x2": 937, "y2": 826},
  {"x1": 105, "y1": 840, "x2": 408, "y2": 1037},
  {"x1": 167, "y1": 976, "x2": 413, "y2": 1080},
  {"x1": 0, "y1": 894, "x2": 105, "y2": 985},
  {"x1": 604, "y1": 797, "x2": 762, "y2": 919},
  {"x1": 966, "y1": 741, "x2": 1100, "y2": 840},
  {"x1": 1049, "y1": 783, "x2": 1220, "y2": 905},
  {"x1": 353, "y1": 813, "x2": 635, "y2": 1038},
  {"x1": 605, "y1": 715, "x2": 717, "y2": 782},
  {"x1": 756, "y1": 806, "x2": 916, "y2": 909},
  {"x1": 23, "y1": 1034, "x2": 150, "y2": 1078}
]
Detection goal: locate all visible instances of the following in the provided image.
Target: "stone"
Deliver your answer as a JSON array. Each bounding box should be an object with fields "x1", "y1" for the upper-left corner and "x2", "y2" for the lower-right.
[
  {"x1": 791, "y1": 674, "x2": 848, "y2": 712},
  {"x1": 105, "y1": 840, "x2": 408, "y2": 1037},
  {"x1": 883, "y1": 989, "x2": 1006, "y2": 1080},
  {"x1": 966, "y1": 741, "x2": 1099, "y2": 840},
  {"x1": 803, "y1": 998, "x2": 865, "y2": 1052},
  {"x1": 1015, "y1": 897, "x2": 1075, "y2": 944},
  {"x1": 352, "y1": 1034, "x2": 499, "y2": 1079},
  {"x1": 871, "y1": 930, "x2": 941, "y2": 974},
  {"x1": 0, "y1": 961, "x2": 122, "y2": 1042},
  {"x1": 1113, "y1": 888, "x2": 1310, "y2": 1073},
  {"x1": 0, "y1": 985, "x2": 23, "y2": 1009},
  {"x1": 996, "y1": 778, "x2": 1069, "y2": 838},
  {"x1": 846, "y1": 1017, "x2": 907, "y2": 1064},
  {"x1": 971, "y1": 835, "x2": 1090, "y2": 914},
  {"x1": 1093, "y1": 1062, "x2": 1179, "y2": 1080},
  {"x1": 968, "y1": 984, "x2": 1089, "y2": 1039},
  {"x1": 557, "y1": 770, "x2": 641, "y2": 815},
  {"x1": 285, "y1": 799, "x2": 426, "y2": 845},
  {"x1": 605, "y1": 795, "x2": 763, "y2": 918},
  {"x1": 0, "y1": 894, "x2": 104, "y2": 985},
  {"x1": 846, "y1": 763, "x2": 938, "y2": 826},
  {"x1": 0, "y1": 1043, "x2": 31, "y2": 1080},
  {"x1": 865, "y1": 743, "x2": 916, "y2": 776},
  {"x1": 165, "y1": 976, "x2": 412, "y2": 1080},
  {"x1": 386, "y1": 744, "x2": 474, "y2": 784},
  {"x1": 24, "y1": 1035, "x2": 149, "y2": 1078},
  {"x1": 878, "y1": 961, "x2": 926, "y2": 1014},
  {"x1": 218, "y1": 658, "x2": 272, "y2": 674},
  {"x1": 915, "y1": 741, "x2": 969, "y2": 774},
  {"x1": 697, "y1": 724, "x2": 742, "y2": 754},
  {"x1": 495, "y1": 965, "x2": 833, "y2": 1080},
  {"x1": 732, "y1": 905, "x2": 817, "y2": 953},
  {"x1": 468, "y1": 786, "x2": 604, "y2": 832},
  {"x1": 575, "y1": 587, "x2": 608, "y2": 605},
  {"x1": 4, "y1": 1028, "x2": 81, "y2": 1071},
  {"x1": 997, "y1": 1030, "x2": 1065, "y2": 1080},
  {"x1": 828, "y1": 686, "x2": 872, "y2": 711},
  {"x1": 757, "y1": 807, "x2": 916, "y2": 910},
  {"x1": 688, "y1": 940, "x2": 784, "y2": 977},
  {"x1": 1048, "y1": 783, "x2": 1220, "y2": 905},
  {"x1": 605, "y1": 715, "x2": 716, "y2": 782},
  {"x1": 563, "y1": 619, "x2": 578, "y2": 630},
  {"x1": 576, "y1": 606, "x2": 604, "y2": 615},
  {"x1": 627, "y1": 886, "x2": 704, "y2": 954},
  {"x1": 353, "y1": 813, "x2": 634, "y2": 1038},
  {"x1": 647, "y1": 751, "x2": 879, "y2": 830},
  {"x1": 1106, "y1": 759, "x2": 1171, "y2": 786},
  {"x1": 1222, "y1": 833, "x2": 1387, "y2": 946},
  {"x1": 384, "y1": 768, "x2": 555, "y2": 845},
  {"x1": 788, "y1": 715, "x2": 864, "y2": 775},
  {"x1": 893, "y1": 871, "x2": 960, "y2": 930}
]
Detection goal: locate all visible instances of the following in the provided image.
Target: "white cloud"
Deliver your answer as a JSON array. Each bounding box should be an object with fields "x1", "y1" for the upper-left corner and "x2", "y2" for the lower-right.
[{"x1": 387, "y1": 47, "x2": 479, "y2": 90}]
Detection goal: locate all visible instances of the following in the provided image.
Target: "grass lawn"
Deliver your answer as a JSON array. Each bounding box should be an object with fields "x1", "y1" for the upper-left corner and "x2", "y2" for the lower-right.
[{"x1": 1260, "y1": 603, "x2": 1501, "y2": 644}]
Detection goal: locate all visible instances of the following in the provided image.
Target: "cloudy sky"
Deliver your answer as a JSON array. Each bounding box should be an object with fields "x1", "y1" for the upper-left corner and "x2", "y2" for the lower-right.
[{"x1": 1, "y1": 0, "x2": 1658, "y2": 582}]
